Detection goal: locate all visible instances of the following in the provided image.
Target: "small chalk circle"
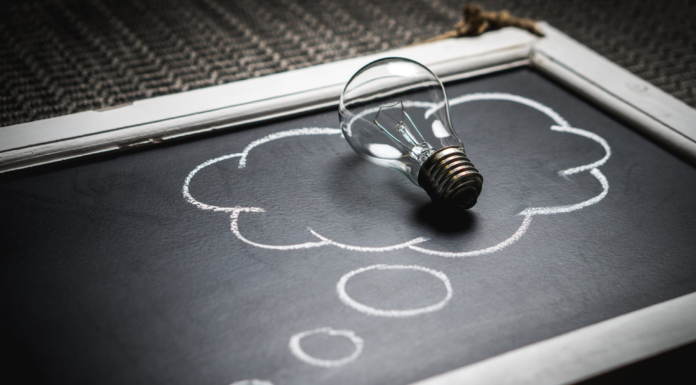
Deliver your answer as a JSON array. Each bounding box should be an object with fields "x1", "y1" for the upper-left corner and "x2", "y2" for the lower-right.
[
  {"x1": 289, "y1": 327, "x2": 364, "y2": 368},
  {"x1": 337, "y1": 264, "x2": 453, "y2": 317}
]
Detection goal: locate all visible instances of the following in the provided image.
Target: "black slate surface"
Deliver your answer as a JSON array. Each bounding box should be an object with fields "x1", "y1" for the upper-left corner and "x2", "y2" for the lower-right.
[{"x1": 1, "y1": 68, "x2": 696, "y2": 385}]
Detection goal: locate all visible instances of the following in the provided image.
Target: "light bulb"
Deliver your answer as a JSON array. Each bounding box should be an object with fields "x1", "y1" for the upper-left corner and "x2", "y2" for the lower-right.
[{"x1": 339, "y1": 57, "x2": 483, "y2": 210}]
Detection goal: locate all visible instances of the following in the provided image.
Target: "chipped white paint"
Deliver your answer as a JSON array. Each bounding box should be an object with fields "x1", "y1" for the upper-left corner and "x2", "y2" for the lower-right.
[
  {"x1": 336, "y1": 264, "x2": 453, "y2": 317},
  {"x1": 288, "y1": 327, "x2": 364, "y2": 368},
  {"x1": 182, "y1": 93, "x2": 611, "y2": 257}
]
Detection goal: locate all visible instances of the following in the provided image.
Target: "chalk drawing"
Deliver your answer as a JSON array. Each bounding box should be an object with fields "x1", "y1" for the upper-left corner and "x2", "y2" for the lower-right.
[
  {"x1": 182, "y1": 93, "x2": 611, "y2": 257},
  {"x1": 183, "y1": 152, "x2": 245, "y2": 212},
  {"x1": 407, "y1": 93, "x2": 611, "y2": 257},
  {"x1": 231, "y1": 210, "x2": 330, "y2": 250},
  {"x1": 551, "y1": 126, "x2": 611, "y2": 176},
  {"x1": 289, "y1": 327, "x2": 364, "y2": 368},
  {"x1": 230, "y1": 380, "x2": 273, "y2": 385},
  {"x1": 239, "y1": 128, "x2": 340, "y2": 169},
  {"x1": 337, "y1": 264, "x2": 453, "y2": 317},
  {"x1": 308, "y1": 229, "x2": 428, "y2": 252},
  {"x1": 410, "y1": 169, "x2": 609, "y2": 257},
  {"x1": 429, "y1": 93, "x2": 612, "y2": 176}
]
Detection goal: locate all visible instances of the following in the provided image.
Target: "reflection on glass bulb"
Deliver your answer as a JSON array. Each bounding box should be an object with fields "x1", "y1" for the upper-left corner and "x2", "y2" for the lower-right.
[{"x1": 339, "y1": 57, "x2": 483, "y2": 210}]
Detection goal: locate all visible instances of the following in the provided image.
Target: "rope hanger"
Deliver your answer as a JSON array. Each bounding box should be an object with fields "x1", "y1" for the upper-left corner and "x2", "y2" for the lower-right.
[{"x1": 417, "y1": 4, "x2": 544, "y2": 45}]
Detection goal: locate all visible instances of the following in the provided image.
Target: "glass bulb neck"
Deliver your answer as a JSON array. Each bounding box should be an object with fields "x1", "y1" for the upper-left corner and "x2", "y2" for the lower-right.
[{"x1": 418, "y1": 146, "x2": 483, "y2": 210}]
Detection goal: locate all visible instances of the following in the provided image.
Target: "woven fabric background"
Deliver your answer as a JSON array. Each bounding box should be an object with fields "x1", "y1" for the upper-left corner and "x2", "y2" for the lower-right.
[{"x1": 1, "y1": 0, "x2": 695, "y2": 127}]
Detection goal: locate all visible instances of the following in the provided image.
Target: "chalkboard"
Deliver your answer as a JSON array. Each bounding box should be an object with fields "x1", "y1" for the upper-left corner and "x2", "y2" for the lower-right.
[{"x1": 2, "y1": 68, "x2": 696, "y2": 385}]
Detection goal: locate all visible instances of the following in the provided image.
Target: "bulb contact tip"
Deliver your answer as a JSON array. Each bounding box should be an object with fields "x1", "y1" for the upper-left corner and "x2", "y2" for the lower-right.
[{"x1": 418, "y1": 146, "x2": 483, "y2": 210}]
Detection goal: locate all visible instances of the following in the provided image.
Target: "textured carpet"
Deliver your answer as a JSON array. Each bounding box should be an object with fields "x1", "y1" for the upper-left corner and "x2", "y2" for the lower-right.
[{"x1": 1, "y1": 0, "x2": 695, "y2": 127}]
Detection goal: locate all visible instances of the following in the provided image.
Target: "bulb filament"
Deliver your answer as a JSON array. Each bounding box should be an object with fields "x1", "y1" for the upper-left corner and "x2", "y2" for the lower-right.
[{"x1": 373, "y1": 100, "x2": 435, "y2": 164}]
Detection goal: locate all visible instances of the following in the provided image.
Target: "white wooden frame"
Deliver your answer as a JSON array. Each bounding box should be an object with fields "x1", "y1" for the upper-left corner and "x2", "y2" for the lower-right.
[
  {"x1": 2, "y1": 23, "x2": 696, "y2": 385},
  {"x1": 3, "y1": 23, "x2": 695, "y2": 173}
]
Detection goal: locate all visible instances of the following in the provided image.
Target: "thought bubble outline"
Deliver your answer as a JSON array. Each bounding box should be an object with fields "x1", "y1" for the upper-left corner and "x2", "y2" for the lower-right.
[
  {"x1": 182, "y1": 93, "x2": 610, "y2": 257},
  {"x1": 336, "y1": 264, "x2": 453, "y2": 317},
  {"x1": 288, "y1": 327, "x2": 364, "y2": 368}
]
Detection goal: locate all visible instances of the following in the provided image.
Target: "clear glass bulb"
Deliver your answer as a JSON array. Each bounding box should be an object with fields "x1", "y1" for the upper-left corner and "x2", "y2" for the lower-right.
[{"x1": 339, "y1": 57, "x2": 483, "y2": 210}]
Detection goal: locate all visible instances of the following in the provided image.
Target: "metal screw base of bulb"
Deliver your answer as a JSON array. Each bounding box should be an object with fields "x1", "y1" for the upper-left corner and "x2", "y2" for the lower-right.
[{"x1": 418, "y1": 146, "x2": 483, "y2": 210}]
